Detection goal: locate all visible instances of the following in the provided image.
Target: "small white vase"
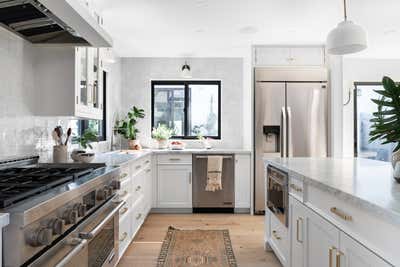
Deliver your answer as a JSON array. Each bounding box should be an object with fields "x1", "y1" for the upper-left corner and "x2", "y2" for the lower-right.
[{"x1": 157, "y1": 139, "x2": 169, "y2": 149}]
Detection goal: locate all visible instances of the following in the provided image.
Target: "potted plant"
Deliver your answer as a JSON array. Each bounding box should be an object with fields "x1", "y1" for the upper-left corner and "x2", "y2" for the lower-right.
[
  {"x1": 152, "y1": 124, "x2": 174, "y2": 149},
  {"x1": 71, "y1": 128, "x2": 99, "y2": 162},
  {"x1": 369, "y1": 76, "x2": 400, "y2": 181},
  {"x1": 114, "y1": 106, "x2": 145, "y2": 150}
]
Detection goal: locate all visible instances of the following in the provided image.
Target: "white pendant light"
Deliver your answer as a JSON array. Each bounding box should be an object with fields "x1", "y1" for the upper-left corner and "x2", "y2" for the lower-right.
[
  {"x1": 181, "y1": 61, "x2": 192, "y2": 78},
  {"x1": 326, "y1": 0, "x2": 367, "y2": 55}
]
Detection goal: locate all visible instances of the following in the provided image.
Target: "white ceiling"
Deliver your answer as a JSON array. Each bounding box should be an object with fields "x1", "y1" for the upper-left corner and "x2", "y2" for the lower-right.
[{"x1": 93, "y1": 0, "x2": 400, "y2": 58}]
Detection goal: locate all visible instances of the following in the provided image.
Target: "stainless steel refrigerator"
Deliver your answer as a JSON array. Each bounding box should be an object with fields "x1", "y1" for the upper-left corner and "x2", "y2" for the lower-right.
[{"x1": 254, "y1": 68, "x2": 328, "y2": 214}]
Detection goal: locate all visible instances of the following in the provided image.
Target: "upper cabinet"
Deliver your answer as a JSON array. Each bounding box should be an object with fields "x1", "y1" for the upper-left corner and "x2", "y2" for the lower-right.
[
  {"x1": 33, "y1": 46, "x2": 104, "y2": 120},
  {"x1": 253, "y1": 46, "x2": 326, "y2": 67}
]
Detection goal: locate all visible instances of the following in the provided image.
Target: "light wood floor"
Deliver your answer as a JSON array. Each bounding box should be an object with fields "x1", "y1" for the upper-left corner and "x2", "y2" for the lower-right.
[{"x1": 118, "y1": 214, "x2": 282, "y2": 267}]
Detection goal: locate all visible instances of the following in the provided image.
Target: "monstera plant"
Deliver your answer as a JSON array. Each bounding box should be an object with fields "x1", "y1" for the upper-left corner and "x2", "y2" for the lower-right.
[{"x1": 369, "y1": 76, "x2": 400, "y2": 180}]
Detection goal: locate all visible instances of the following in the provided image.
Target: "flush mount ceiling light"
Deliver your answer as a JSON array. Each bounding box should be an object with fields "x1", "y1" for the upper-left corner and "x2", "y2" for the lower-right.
[
  {"x1": 181, "y1": 61, "x2": 192, "y2": 78},
  {"x1": 326, "y1": 0, "x2": 367, "y2": 55}
]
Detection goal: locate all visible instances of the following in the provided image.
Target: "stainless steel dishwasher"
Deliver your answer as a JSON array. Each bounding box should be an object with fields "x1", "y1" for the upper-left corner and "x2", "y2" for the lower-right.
[{"x1": 192, "y1": 154, "x2": 235, "y2": 213}]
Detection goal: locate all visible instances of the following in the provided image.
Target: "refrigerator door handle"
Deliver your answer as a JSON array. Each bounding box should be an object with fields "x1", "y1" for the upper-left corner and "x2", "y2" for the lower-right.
[
  {"x1": 280, "y1": 107, "x2": 287, "y2": 157},
  {"x1": 287, "y1": 106, "x2": 293, "y2": 157}
]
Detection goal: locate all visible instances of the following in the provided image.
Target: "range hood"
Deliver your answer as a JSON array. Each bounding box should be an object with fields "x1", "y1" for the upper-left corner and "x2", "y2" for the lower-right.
[{"x1": 0, "y1": 0, "x2": 112, "y2": 46}]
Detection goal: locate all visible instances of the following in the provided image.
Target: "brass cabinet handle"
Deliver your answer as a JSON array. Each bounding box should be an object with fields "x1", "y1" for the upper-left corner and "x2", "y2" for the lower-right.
[
  {"x1": 119, "y1": 232, "x2": 128, "y2": 242},
  {"x1": 330, "y1": 207, "x2": 353, "y2": 221},
  {"x1": 296, "y1": 217, "x2": 303, "y2": 243},
  {"x1": 336, "y1": 251, "x2": 343, "y2": 267},
  {"x1": 120, "y1": 207, "x2": 129, "y2": 215},
  {"x1": 120, "y1": 173, "x2": 128, "y2": 179},
  {"x1": 135, "y1": 185, "x2": 142, "y2": 192},
  {"x1": 135, "y1": 165, "x2": 142, "y2": 170},
  {"x1": 145, "y1": 160, "x2": 150, "y2": 164},
  {"x1": 119, "y1": 190, "x2": 128, "y2": 198},
  {"x1": 146, "y1": 169, "x2": 151, "y2": 173},
  {"x1": 169, "y1": 158, "x2": 181, "y2": 161},
  {"x1": 136, "y1": 213, "x2": 142, "y2": 220},
  {"x1": 329, "y1": 247, "x2": 337, "y2": 267},
  {"x1": 272, "y1": 230, "x2": 281, "y2": 240},
  {"x1": 290, "y1": 183, "x2": 303, "y2": 192},
  {"x1": 189, "y1": 172, "x2": 192, "y2": 184}
]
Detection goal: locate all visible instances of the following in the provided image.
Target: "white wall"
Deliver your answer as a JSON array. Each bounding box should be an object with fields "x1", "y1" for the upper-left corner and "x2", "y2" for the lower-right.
[
  {"x1": 120, "y1": 57, "x2": 244, "y2": 149},
  {"x1": 342, "y1": 58, "x2": 400, "y2": 157},
  {"x1": 0, "y1": 27, "x2": 122, "y2": 159}
]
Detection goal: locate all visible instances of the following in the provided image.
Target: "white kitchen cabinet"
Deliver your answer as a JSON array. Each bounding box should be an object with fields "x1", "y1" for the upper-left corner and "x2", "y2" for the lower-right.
[
  {"x1": 253, "y1": 46, "x2": 325, "y2": 67},
  {"x1": 157, "y1": 164, "x2": 192, "y2": 208},
  {"x1": 234, "y1": 154, "x2": 251, "y2": 209},
  {"x1": 289, "y1": 196, "x2": 391, "y2": 267},
  {"x1": 289, "y1": 196, "x2": 306, "y2": 267},
  {"x1": 339, "y1": 232, "x2": 391, "y2": 267},
  {"x1": 33, "y1": 46, "x2": 103, "y2": 120}
]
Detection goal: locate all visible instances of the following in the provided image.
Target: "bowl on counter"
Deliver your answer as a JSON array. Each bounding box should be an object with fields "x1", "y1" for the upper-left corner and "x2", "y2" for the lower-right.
[
  {"x1": 169, "y1": 141, "x2": 186, "y2": 150},
  {"x1": 78, "y1": 153, "x2": 95, "y2": 163}
]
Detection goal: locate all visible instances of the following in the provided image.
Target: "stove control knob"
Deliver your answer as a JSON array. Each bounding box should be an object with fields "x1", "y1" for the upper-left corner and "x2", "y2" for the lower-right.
[
  {"x1": 62, "y1": 209, "x2": 78, "y2": 225},
  {"x1": 104, "y1": 186, "x2": 113, "y2": 197},
  {"x1": 73, "y1": 203, "x2": 87, "y2": 217},
  {"x1": 111, "y1": 180, "x2": 121, "y2": 190},
  {"x1": 47, "y1": 218, "x2": 64, "y2": 235},
  {"x1": 26, "y1": 227, "x2": 53, "y2": 247},
  {"x1": 96, "y1": 188, "x2": 106, "y2": 201}
]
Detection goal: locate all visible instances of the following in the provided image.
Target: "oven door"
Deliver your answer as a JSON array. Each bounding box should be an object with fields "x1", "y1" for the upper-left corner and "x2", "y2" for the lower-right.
[
  {"x1": 267, "y1": 171, "x2": 288, "y2": 227},
  {"x1": 28, "y1": 198, "x2": 124, "y2": 267}
]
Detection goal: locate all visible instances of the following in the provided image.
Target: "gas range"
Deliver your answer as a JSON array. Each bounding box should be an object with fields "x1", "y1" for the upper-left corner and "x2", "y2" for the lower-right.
[{"x1": 0, "y1": 156, "x2": 122, "y2": 267}]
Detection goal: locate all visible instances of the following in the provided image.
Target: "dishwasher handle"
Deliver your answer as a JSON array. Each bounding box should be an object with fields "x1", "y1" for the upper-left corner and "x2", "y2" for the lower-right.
[{"x1": 195, "y1": 155, "x2": 233, "y2": 159}]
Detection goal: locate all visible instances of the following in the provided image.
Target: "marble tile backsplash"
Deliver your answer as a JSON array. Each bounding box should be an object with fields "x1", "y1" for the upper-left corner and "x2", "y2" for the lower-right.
[{"x1": 0, "y1": 28, "x2": 117, "y2": 160}]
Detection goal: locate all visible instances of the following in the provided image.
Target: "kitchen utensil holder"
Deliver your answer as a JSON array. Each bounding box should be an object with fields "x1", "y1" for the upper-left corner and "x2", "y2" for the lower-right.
[{"x1": 53, "y1": 145, "x2": 68, "y2": 163}]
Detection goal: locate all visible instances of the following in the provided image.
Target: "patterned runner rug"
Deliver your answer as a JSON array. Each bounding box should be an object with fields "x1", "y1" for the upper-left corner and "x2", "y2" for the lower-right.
[{"x1": 157, "y1": 226, "x2": 238, "y2": 267}]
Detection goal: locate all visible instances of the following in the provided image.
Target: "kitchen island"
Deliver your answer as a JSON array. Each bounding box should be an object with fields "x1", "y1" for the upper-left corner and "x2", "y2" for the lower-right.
[{"x1": 264, "y1": 157, "x2": 399, "y2": 267}]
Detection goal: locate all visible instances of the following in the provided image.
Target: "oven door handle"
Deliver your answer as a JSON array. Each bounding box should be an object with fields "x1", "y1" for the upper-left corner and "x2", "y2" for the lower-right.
[
  {"x1": 78, "y1": 200, "x2": 125, "y2": 240},
  {"x1": 54, "y1": 239, "x2": 87, "y2": 267}
]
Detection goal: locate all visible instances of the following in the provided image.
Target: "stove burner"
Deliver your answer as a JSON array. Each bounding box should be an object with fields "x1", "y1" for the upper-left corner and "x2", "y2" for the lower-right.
[{"x1": 0, "y1": 167, "x2": 95, "y2": 208}]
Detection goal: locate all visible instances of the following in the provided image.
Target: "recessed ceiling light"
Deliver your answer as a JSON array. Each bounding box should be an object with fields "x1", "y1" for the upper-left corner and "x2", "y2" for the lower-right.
[
  {"x1": 196, "y1": 0, "x2": 208, "y2": 7},
  {"x1": 239, "y1": 26, "x2": 259, "y2": 34},
  {"x1": 195, "y1": 28, "x2": 205, "y2": 33}
]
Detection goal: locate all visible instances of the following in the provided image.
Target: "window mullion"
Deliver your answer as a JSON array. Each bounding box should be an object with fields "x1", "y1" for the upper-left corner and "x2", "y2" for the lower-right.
[{"x1": 184, "y1": 82, "x2": 189, "y2": 138}]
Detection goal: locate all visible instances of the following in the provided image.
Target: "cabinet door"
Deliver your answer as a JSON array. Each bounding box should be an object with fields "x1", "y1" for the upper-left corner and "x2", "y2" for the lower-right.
[
  {"x1": 289, "y1": 47, "x2": 325, "y2": 66},
  {"x1": 254, "y1": 47, "x2": 291, "y2": 66},
  {"x1": 234, "y1": 154, "x2": 251, "y2": 208},
  {"x1": 290, "y1": 196, "x2": 306, "y2": 267},
  {"x1": 157, "y1": 165, "x2": 192, "y2": 208},
  {"x1": 339, "y1": 232, "x2": 392, "y2": 267},
  {"x1": 76, "y1": 47, "x2": 89, "y2": 107},
  {"x1": 304, "y1": 205, "x2": 340, "y2": 267}
]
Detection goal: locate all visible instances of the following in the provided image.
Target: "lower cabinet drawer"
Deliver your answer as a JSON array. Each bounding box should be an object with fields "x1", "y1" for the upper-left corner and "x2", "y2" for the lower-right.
[
  {"x1": 131, "y1": 196, "x2": 146, "y2": 237},
  {"x1": 157, "y1": 154, "x2": 192, "y2": 164},
  {"x1": 119, "y1": 195, "x2": 132, "y2": 222},
  {"x1": 119, "y1": 210, "x2": 132, "y2": 258},
  {"x1": 306, "y1": 184, "x2": 399, "y2": 265},
  {"x1": 269, "y1": 213, "x2": 289, "y2": 266}
]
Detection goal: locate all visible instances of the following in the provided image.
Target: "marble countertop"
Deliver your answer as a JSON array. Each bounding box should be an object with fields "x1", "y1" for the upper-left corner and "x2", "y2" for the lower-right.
[
  {"x1": 93, "y1": 148, "x2": 250, "y2": 166},
  {"x1": 151, "y1": 148, "x2": 251, "y2": 154},
  {"x1": 265, "y1": 157, "x2": 400, "y2": 225}
]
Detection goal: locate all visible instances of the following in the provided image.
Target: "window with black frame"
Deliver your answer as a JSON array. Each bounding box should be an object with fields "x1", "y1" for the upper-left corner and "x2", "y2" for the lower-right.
[
  {"x1": 151, "y1": 81, "x2": 221, "y2": 139},
  {"x1": 354, "y1": 82, "x2": 395, "y2": 162}
]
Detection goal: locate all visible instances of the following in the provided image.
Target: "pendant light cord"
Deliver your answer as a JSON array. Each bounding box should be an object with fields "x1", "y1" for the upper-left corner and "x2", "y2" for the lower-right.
[{"x1": 343, "y1": 0, "x2": 348, "y2": 20}]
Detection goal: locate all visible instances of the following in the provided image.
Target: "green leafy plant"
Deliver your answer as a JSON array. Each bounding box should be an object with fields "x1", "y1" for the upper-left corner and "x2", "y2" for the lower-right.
[
  {"x1": 152, "y1": 124, "x2": 174, "y2": 140},
  {"x1": 114, "y1": 106, "x2": 145, "y2": 140},
  {"x1": 369, "y1": 76, "x2": 400, "y2": 152},
  {"x1": 74, "y1": 129, "x2": 98, "y2": 149}
]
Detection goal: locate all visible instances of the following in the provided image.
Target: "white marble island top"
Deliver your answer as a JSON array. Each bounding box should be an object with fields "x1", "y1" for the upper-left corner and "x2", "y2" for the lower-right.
[{"x1": 265, "y1": 157, "x2": 400, "y2": 225}]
